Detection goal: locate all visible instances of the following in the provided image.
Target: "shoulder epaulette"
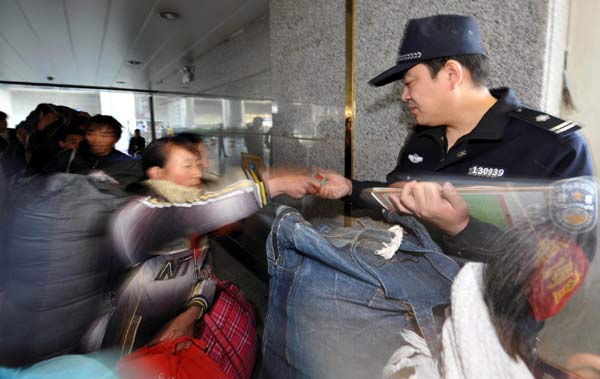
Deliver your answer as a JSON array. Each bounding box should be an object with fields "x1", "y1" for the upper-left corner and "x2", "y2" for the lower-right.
[{"x1": 508, "y1": 107, "x2": 581, "y2": 135}]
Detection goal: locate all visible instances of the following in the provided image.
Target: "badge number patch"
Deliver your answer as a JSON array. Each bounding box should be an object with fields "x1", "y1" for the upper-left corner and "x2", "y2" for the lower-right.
[{"x1": 468, "y1": 165, "x2": 505, "y2": 178}]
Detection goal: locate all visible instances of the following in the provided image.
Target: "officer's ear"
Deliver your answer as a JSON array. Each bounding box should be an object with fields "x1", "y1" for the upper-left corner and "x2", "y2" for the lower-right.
[{"x1": 444, "y1": 59, "x2": 463, "y2": 90}]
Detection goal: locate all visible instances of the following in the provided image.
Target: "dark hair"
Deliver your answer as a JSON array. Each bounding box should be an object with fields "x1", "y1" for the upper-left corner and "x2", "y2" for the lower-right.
[
  {"x1": 56, "y1": 105, "x2": 77, "y2": 122},
  {"x1": 87, "y1": 115, "x2": 123, "y2": 140},
  {"x1": 422, "y1": 54, "x2": 489, "y2": 87},
  {"x1": 482, "y1": 222, "x2": 594, "y2": 363},
  {"x1": 177, "y1": 132, "x2": 205, "y2": 144},
  {"x1": 0, "y1": 111, "x2": 7, "y2": 121},
  {"x1": 483, "y1": 226, "x2": 540, "y2": 362},
  {"x1": 142, "y1": 135, "x2": 202, "y2": 171},
  {"x1": 15, "y1": 103, "x2": 59, "y2": 132},
  {"x1": 69, "y1": 115, "x2": 91, "y2": 131},
  {"x1": 57, "y1": 126, "x2": 84, "y2": 142},
  {"x1": 36, "y1": 103, "x2": 57, "y2": 115}
]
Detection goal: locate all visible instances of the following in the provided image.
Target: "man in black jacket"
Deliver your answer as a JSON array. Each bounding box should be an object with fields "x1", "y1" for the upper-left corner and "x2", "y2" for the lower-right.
[
  {"x1": 127, "y1": 128, "x2": 146, "y2": 157},
  {"x1": 46, "y1": 114, "x2": 130, "y2": 174}
]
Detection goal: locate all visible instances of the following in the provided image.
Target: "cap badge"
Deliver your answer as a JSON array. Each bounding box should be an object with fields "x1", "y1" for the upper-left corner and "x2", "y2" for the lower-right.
[{"x1": 408, "y1": 153, "x2": 424, "y2": 164}]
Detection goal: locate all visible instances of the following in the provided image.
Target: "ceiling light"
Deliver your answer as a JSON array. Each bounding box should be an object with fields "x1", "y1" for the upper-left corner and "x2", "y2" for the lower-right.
[
  {"x1": 128, "y1": 60, "x2": 142, "y2": 65},
  {"x1": 159, "y1": 11, "x2": 180, "y2": 20}
]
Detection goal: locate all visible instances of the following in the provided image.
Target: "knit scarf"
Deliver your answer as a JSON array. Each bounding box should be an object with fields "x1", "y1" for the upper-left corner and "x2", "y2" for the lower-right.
[{"x1": 383, "y1": 263, "x2": 533, "y2": 379}]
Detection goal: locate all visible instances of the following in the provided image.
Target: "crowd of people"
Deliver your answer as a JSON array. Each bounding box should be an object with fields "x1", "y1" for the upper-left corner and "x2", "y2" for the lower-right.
[
  {"x1": 0, "y1": 13, "x2": 598, "y2": 379},
  {"x1": 0, "y1": 102, "x2": 319, "y2": 378},
  {"x1": 0, "y1": 104, "x2": 140, "y2": 182}
]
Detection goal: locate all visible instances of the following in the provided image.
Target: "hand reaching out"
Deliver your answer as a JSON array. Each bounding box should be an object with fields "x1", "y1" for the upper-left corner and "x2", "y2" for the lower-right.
[
  {"x1": 267, "y1": 174, "x2": 321, "y2": 198},
  {"x1": 314, "y1": 169, "x2": 352, "y2": 199},
  {"x1": 261, "y1": 167, "x2": 351, "y2": 200}
]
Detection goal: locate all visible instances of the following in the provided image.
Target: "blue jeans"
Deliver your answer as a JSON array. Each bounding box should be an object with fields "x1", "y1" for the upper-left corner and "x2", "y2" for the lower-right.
[{"x1": 262, "y1": 206, "x2": 459, "y2": 379}]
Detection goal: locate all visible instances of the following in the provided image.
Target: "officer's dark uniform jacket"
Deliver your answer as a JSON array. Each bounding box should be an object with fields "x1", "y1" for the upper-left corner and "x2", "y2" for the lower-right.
[{"x1": 351, "y1": 88, "x2": 595, "y2": 261}]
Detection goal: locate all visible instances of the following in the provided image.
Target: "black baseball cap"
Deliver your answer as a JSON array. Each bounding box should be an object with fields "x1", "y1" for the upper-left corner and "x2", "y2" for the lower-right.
[{"x1": 369, "y1": 15, "x2": 486, "y2": 87}]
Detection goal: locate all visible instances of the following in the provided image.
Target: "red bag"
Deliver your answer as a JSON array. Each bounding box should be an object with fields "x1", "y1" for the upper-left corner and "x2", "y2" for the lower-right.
[
  {"x1": 117, "y1": 336, "x2": 228, "y2": 379},
  {"x1": 119, "y1": 237, "x2": 257, "y2": 379},
  {"x1": 196, "y1": 278, "x2": 258, "y2": 379}
]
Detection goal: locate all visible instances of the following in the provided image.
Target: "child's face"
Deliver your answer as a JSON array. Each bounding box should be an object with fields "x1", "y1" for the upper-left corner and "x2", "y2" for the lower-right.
[{"x1": 159, "y1": 145, "x2": 203, "y2": 188}]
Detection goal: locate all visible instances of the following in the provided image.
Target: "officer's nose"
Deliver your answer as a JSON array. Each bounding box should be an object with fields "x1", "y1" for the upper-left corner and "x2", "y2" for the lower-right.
[{"x1": 401, "y1": 85, "x2": 410, "y2": 101}]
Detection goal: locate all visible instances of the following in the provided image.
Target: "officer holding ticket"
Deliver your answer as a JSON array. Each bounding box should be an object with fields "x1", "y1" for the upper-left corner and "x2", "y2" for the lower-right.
[{"x1": 317, "y1": 14, "x2": 594, "y2": 257}]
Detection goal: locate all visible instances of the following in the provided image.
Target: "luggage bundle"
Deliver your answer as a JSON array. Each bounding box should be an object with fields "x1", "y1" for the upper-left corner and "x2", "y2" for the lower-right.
[
  {"x1": 117, "y1": 274, "x2": 257, "y2": 379},
  {"x1": 262, "y1": 206, "x2": 460, "y2": 379}
]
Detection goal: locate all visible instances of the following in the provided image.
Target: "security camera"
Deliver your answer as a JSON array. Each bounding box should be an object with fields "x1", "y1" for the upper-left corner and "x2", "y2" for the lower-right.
[{"x1": 180, "y1": 65, "x2": 195, "y2": 84}]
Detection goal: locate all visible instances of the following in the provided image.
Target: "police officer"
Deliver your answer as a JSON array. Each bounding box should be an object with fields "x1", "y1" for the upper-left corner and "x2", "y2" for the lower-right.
[{"x1": 318, "y1": 15, "x2": 594, "y2": 255}]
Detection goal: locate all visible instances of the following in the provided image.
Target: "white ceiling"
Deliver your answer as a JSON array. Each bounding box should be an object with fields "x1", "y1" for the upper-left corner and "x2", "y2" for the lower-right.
[{"x1": 0, "y1": 0, "x2": 269, "y2": 95}]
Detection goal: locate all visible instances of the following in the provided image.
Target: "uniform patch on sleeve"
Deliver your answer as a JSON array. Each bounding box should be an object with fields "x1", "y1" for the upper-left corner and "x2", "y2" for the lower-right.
[
  {"x1": 550, "y1": 177, "x2": 598, "y2": 233},
  {"x1": 509, "y1": 107, "x2": 581, "y2": 135}
]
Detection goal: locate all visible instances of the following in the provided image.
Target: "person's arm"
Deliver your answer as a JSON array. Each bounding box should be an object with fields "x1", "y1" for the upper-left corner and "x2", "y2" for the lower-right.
[
  {"x1": 440, "y1": 217, "x2": 506, "y2": 261},
  {"x1": 352, "y1": 179, "x2": 397, "y2": 209},
  {"x1": 551, "y1": 133, "x2": 594, "y2": 178},
  {"x1": 388, "y1": 180, "x2": 509, "y2": 261},
  {"x1": 112, "y1": 180, "x2": 264, "y2": 266},
  {"x1": 315, "y1": 168, "x2": 387, "y2": 208},
  {"x1": 264, "y1": 174, "x2": 321, "y2": 198},
  {"x1": 150, "y1": 278, "x2": 217, "y2": 346}
]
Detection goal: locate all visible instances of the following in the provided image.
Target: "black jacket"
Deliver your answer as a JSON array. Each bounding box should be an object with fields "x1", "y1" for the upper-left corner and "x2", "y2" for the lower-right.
[
  {"x1": 128, "y1": 136, "x2": 146, "y2": 156},
  {"x1": 45, "y1": 142, "x2": 131, "y2": 174}
]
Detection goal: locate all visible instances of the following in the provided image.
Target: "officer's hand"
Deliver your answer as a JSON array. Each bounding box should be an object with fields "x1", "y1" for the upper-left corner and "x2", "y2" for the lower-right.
[
  {"x1": 389, "y1": 181, "x2": 469, "y2": 236},
  {"x1": 261, "y1": 167, "x2": 321, "y2": 199},
  {"x1": 315, "y1": 169, "x2": 352, "y2": 199},
  {"x1": 388, "y1": 181, "x2": 407, "y2": 189},
  {"x1": 267, "y1": 175, "x2": 321, "y2": 198}
]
